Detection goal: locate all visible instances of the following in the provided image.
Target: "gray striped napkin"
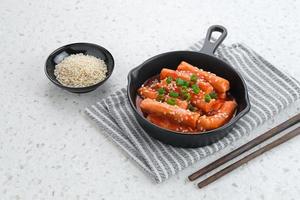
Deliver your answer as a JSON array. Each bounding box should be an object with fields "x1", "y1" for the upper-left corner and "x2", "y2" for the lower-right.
[{"x1": 85, "y1": 42, "x2": 300, "y2": 183}]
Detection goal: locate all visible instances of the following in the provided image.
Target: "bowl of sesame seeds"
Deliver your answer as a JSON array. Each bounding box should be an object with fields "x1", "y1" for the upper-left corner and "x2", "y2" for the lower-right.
[{"x1": 45, "y1": 43, "x2": 114, "y2": 93}]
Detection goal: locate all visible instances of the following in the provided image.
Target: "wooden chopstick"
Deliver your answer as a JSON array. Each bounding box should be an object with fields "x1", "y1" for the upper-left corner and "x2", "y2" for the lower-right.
[
  {"x1": 197, "y1": 126, "x2": 300, "y2": 188},
  {"x1": 189, "y1": 113, "x2": 300, "y2": 181}
]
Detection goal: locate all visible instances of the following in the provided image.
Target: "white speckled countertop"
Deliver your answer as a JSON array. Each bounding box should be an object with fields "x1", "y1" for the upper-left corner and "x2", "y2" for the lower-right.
[{"x1": 1, "y1": 0, "x2": 300, "y2": 199}]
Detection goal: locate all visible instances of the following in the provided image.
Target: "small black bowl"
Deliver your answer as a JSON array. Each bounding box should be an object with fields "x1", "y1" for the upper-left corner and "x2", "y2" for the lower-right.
[{"x1": 45, "y1": 43, "x2": 114, "y2": 93}]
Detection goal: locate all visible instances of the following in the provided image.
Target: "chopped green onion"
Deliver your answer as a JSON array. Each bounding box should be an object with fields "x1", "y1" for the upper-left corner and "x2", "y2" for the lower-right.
[
  {"x1": 176, "y1": 78, "x2": 189, "y2": 87},
  {"x1": 204, "y1": 94, "x2": 211, "y2": 103},
  {"x1": 157, "y1": 88, "x2": 165, "y2": 95},
  {"x1": 191, "y1": 84, "x2": 200, "y2": 94},
  {"x1": 166, "y1": 98, "x2": 176, "y2": 105},
  {"x1": 176, "y1": 78, "x2": 185, "y2": 86},
  {"x1": 190, "y1": 74, "x2": 197, "y2": 82},
  {"x1": 180, "y1": 86, "x2": 190, "y2": 100},
  {"x1": 183, "y1": 81, "x2": 190, "y2": 87},
  {"x1": 183, "y1": 93, "x2": 191, "y2": 101},
  {"x1": 166, "y1": 76, "x2": 173, "y2": 84},
  {"x1": 181, "y1": 85, "x2": 188, "y2": 90},
  {"x1": 180, "y1": 89, "x2": 187, "y2": 95},
  {"x1": 188, "y1": 104, "x2": 196, "y2": 111},
  {"x1": 169, "y1": 91, "x2": 179, "y2": 98},
  {"x1": 156, "y1": 94, "x2": 164, "y2": 101},
  {"x1": 209, "y1": 92, "x2": 218, "y2": 99}
]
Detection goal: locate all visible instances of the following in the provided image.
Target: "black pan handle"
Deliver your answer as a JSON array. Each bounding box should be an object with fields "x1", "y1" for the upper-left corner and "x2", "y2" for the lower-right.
[{"x1": 199, "y1": 25, "x2": 227, "y2": 55}]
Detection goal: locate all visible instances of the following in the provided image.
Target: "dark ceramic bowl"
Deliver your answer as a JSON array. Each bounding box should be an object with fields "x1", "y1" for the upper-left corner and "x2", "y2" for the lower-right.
[
  {"x1": 45, "y1": 43, "x2": 114, "y2": 93},
  {"x1": 127, "y1": 25, "x2": 250, "y2": 148}
]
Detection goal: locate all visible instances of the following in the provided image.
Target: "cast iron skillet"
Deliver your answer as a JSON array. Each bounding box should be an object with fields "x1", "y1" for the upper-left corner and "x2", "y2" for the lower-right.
[{"x1": 127, "y1": 25, "x2": 250, "y2": 148}]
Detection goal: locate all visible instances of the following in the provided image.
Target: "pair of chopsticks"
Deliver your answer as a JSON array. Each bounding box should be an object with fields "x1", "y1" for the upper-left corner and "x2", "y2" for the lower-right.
[{"x1": 188, "y1": 113, "x2": 300, "y2": 188}]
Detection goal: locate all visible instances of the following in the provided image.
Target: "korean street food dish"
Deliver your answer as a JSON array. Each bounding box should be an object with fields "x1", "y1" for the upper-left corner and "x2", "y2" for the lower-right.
[{"x1": 136, "y1": 61, "x2": 237, "y2": 133}]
